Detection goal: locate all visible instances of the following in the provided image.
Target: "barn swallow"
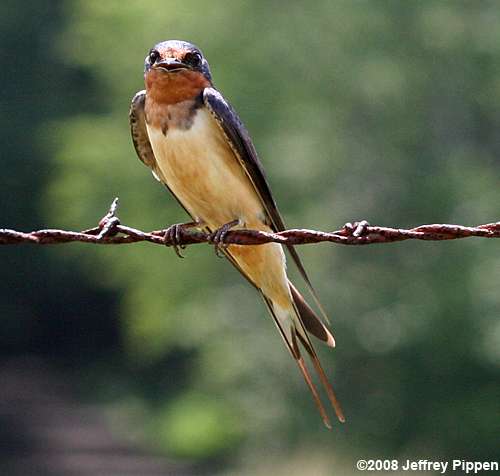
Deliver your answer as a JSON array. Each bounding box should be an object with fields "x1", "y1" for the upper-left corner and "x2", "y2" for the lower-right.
[{"x1": 129, "y1": 40, "x2": 344, "y2": 427}]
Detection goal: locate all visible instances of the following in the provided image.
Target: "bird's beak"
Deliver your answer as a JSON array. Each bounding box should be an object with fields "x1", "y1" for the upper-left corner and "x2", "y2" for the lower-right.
[{"x1": 153, "y1": 58, "x2": 189, "y2": 72}]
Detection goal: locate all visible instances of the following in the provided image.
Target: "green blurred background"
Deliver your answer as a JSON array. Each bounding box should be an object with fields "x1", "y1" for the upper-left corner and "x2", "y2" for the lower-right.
[{"x1": 1, "y1": 1, "x2": 499, "y2": 474}]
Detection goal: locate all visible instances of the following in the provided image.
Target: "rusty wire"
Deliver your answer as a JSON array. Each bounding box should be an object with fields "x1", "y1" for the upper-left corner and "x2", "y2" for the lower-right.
[{"x1": 1, "y1": 198, "x2": 499, "y2": 248}]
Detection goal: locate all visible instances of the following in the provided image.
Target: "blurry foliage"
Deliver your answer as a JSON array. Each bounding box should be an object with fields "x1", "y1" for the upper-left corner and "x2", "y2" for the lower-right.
[{"x1": 2, "y1": 0, "x2": 499, "y2": 473}]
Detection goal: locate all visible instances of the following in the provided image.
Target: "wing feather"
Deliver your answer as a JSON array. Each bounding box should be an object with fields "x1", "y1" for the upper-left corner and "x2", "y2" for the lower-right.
[
  {"x1": 129, "y1": 90, "x2": 157, "y2": 170},
  {"x1": 203, "y1": 87, "x2": 330, "y2": 324}
]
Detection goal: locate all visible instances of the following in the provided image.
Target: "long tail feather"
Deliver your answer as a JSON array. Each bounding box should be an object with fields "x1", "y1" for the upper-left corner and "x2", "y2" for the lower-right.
[
  {"x1": 292, "y1": 331, "x2": 332, "y2": 429},
  {"x1": 222, "y1": 248, "x2": 343, "y2": 424},
  {"x1": 297, "y1": 333, "x2": 345, "y2": 423},
  {"x1": 288, "y1": 288, "x2": 345, "y2": 423},
  {"x1": 262, "y1": 295, "x2": 333, "y2": 429}
]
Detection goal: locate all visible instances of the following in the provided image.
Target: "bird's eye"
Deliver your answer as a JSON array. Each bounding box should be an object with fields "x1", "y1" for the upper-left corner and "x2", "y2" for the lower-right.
[
  {"x1": 149, "y1": 49, "x2": 160, "y2": 64},
  {"x1": 184, "y1": 51, "x2": 202, "y2": 67}
]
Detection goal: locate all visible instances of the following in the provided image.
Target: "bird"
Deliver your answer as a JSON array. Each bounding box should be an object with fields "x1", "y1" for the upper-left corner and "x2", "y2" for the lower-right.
[{"x1": 129, "y1": 39, "x2": 344, "y2": 428}]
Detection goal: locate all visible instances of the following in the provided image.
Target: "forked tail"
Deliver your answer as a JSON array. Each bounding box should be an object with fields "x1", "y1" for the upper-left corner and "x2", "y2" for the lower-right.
[{"x1": 262, "y1": 283, "x2": 345, "y2": 428}]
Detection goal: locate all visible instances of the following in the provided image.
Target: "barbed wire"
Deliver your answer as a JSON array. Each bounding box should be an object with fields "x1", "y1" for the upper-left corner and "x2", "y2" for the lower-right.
[{"x1": 1, "y1": 198, "x2": 499, "y2": 248}]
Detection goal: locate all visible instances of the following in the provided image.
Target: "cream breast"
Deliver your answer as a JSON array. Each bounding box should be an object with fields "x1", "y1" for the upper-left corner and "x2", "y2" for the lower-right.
[{"x1": 146, "y1": 107, "x2": 265, "y2": 229}]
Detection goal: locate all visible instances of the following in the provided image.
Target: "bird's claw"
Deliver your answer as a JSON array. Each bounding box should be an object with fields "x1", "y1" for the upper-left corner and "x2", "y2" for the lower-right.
[
  {"x1": 211, "y1": 219, "x2": 239, "y2": 258},
  {"x1": 343, "y1": 220, "x2": 370, "y2": 237},
  {"x1": 163, "y1": 223, "x2": 188, "y2": 258}
]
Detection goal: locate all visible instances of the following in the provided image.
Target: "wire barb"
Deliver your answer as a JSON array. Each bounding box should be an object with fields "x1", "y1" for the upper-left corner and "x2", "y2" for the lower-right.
[{"x1": 1, "y1": 199, "x2": 499, "y2": 247}]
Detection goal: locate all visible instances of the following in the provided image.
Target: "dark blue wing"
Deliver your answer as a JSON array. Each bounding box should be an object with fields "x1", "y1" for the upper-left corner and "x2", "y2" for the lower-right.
[{"x1": 203, "y1": 87, "x2": 329, "y2": 321}]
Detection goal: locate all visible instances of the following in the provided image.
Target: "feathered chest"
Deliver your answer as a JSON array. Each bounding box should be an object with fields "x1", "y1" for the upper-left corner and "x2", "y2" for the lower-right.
[
  {"x1": 145, "y1": 104, "x2": 263, "y2": 226},
  {"x1": 145, "y1": 98, "x2": 201, "y2": 135}
]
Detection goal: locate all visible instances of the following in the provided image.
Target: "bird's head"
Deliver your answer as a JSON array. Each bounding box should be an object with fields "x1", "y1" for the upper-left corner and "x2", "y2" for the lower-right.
[
  {"x1": 144, "y1": 40, "x2": 212, "y2": 105},
  {"x1": 144, "y1": 40, "x2": 211, "y2": 80},
  {"x1": 144, "y1": 40, "x2": 212, "y2": 104}
]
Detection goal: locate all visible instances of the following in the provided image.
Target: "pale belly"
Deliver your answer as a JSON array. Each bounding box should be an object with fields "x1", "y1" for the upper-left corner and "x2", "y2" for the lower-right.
[
  {"x1": 146, "y1": 108, "x2": 264, "y2": 229},
  {"x1": 146, "y1": 107, "x2": 291, "y2": 306}
]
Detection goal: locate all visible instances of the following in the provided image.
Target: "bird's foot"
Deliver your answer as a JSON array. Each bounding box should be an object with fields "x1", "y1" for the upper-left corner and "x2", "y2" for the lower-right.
[
  {"x1": 211, "y1": 219, "x2": 240, "y2": 258},
  {"x1": 343, "y1": 220, "x2": 370, "y2": 237},
  {"x1": 163, "y1": 220, "x2": 201, "y2": 258}
]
